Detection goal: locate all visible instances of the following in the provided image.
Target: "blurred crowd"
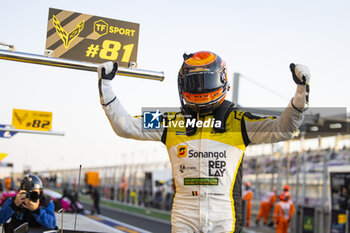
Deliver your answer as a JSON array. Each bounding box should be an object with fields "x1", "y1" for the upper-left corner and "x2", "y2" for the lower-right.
[{"x1": 243, "y1": 148, "x2": 350, "y2": 175}]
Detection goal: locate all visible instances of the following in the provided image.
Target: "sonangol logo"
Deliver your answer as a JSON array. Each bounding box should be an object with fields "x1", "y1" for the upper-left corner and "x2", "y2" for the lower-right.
[{"x1": 177, "y1": 145, "x2": 188, "y2": 158}]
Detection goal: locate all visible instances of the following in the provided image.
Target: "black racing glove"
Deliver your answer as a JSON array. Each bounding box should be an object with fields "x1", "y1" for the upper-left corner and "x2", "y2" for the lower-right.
[
  {"x1": 289, "y1": 63, "x2": 311, "y2": 112},
  {"x1": 101, "y1": 62, "x2": 118, "y2": 80},
  {"x1": 98, "y1": 62, "x2": 119, "y2": 106},
  {"x1": 289, "y1": 63, "x2": 310, "y2": 85}
]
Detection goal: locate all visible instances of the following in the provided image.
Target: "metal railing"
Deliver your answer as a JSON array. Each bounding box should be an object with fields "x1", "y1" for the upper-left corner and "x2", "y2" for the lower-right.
[{"x1": 0, "y1": 49, "x2": 165, "y2": 81}]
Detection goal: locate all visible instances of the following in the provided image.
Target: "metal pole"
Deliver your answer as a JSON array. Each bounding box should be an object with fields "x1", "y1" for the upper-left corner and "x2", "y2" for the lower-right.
[
  {"x1": 295, "y1": 153, "x2": 302, "y2": 233},
  {"x1": 232, "y1": 73, "x2": 240, "y2": 105},
  {"x1": 113, "y1": 166, "x2": 117, "y2": 201},
  {"x1": 320, "y1": 150, "x2": 330, "y2": 233},
  {"x1": 255, "y1": 158, "x2": 260, "y2": 200},
  {"x1": 0, "y1": 128, "x2": 64, "y2": 136},
  {"x1": 346, "y1": 210, "x2": 349, "y2": 233},
  {"x1": 58, "y1": 208, "x2": 64, "y2": 233},
  {"x1": 74, "y1": 165, "x2": 82, "y2": 231},
  {"x1": 286, "y1": 152, "x2": 290, "y2": 185},
  {"x1": 0, "y1": 49, "x2": 165, "y2": 81},
  {"x1": 302, "y1": 152, "x2": 307, "y2": 205},
  {"x1": 334, "y1": 133, "x2": 340, "y2": 152},
  {"x1": 284, "y1": 141, "x2": 290, "y2": 186},
  {"x1": 270, "y1": 144, "x2": 275, "y2": 191},
  {"x1": 295, "y1": 154, "x2": 301, "y2": 206},
  {"x1": 296, "y1": 134, "x2": 305, "y2": 206},
  {"x1": 295, "y1": 156, "x2": 301, "y2": 205},
  {"x1": 276, "y1": 150, "x2": 283, "y2": 195},
  {"x1": 315, "y1": 208, "x2": 319, "y2": 233},
  {"x1": 261, "y1": 154, "x2": 266, "y2": 197}
]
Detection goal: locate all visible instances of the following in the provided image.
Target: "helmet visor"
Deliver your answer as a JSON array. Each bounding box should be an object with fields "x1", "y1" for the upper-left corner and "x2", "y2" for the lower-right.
[
  {"x1": 183, "y1": 88, "x2": 224, "y2": 105},
  {"x1": 182, "y1": 71, "x2": 225, "y2": 93}
]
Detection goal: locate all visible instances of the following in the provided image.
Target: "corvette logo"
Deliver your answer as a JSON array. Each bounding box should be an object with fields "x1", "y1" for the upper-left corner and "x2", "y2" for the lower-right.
[
  {"x1": 13, "y1": 112, "x2": 28, "y2": 125},
  {"x1": 52, "y1": 15, "x2": 85, "y2": 49}
]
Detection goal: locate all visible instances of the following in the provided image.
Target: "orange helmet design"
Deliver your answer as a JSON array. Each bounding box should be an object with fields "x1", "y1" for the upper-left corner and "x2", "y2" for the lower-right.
[{"x1": 178, "y1": 51, "x2": 229, "y2": 114}]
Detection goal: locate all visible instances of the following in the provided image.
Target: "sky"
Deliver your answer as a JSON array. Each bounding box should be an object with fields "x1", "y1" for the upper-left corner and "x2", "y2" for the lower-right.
[{"x1": 0, "y1": 0, "x2": 349, "y2": 173}]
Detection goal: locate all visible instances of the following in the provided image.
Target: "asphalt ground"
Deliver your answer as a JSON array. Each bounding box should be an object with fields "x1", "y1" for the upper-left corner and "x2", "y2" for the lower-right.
[
  {"x1": 81, "y1": 199, "x2": 276, "y2": 233},
  {"x1": 81, "y1": 200, "x2": 171, "y2": 233},
  {"x1": 51, "y1": 188, "x2": 276, "y2": 233}
]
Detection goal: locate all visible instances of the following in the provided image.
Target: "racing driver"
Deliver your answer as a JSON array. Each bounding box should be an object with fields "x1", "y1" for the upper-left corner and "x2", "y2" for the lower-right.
[{"x1": 97, "y1": 51, "x2": 310, "y2": 232}]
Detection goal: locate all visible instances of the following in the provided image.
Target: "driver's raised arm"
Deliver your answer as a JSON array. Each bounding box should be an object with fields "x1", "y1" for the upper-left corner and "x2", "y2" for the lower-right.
[
  {"x1": 98, "y1": 62, "x2": 163, "y2": 141},
  {"x1": 243, "y1": 64, "x2": 310, "y2": 144}
]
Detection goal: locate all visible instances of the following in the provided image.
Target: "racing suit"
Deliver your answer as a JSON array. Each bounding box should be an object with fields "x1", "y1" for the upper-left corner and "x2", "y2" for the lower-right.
[{"x1": 98, "y1": 62, "x2": 308, "y2": 232}]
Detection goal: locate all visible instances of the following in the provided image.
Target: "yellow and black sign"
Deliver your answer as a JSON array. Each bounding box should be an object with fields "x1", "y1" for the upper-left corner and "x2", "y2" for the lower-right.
[
  {"x1": 338, "y1": 214, "x2": 347, "y2": 224},
  {"x1": 0, "y1": 153, "x2": 8, "y2": 160},
  {"x1": 45, "y1": 8, "x2": 140, "y2": 68},
  {"x1": 12, "y1": 109, "x2": 52, "y2": 131}
]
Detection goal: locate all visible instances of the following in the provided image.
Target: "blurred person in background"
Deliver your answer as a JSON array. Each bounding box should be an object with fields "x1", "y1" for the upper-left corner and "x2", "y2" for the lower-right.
[
  {"x1": 89, "y1": 185, "x2": 100, "y2": 215},
  {"x1": 120, "y1": 177, "x2": 127, "y2": 202},
  {"x1": 110, "y1": 186, "x2": 115, "y2": 200},
  {"x1": 155, "y1": 180, "x2": 165, "y2": 209},
  {"x1": 338, "y1": 186, "x2": 350, "y2": 210},
  {"x1": 242, "y1": 181, "x2": 253, "y2": 227},
  {"x1": 282, "y1": 184, "x2": 291, "y2": 199},
  {"x1": 97, "y1": 51, "x2": 310, "y2": 232},
  {"x1": 62, "y1": 188, "x2": 78, "y2": 212},
  {"x1": 282, "y1": 184, "x2": 294, "y2": 208},
  {"x1": 4, "y1": 177, "x2": 12, "y2": 191},
  {"x1": 273, "y1": 193, "x2": 295, "y2": 233},
  {"x1": 0, "y1": 177, "x2": 17, "y2": 206},
  {"x1": 0, "y1": 174, "x2": 56, "y2": 232},
  {"x1": 256, "y1": 189, "x2": 277, "y2": 225},
  {"x1": 130, "y1": 189, "x2": 137, "y2": 205}
]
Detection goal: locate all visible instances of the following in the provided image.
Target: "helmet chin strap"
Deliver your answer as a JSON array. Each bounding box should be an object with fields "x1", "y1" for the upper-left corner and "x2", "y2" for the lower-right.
[{"x1": 180, "y1": 101, "x2": 213, "y2": 117}]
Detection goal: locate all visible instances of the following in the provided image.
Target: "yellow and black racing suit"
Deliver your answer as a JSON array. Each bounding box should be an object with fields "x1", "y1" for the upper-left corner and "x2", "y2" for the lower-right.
[{"x1": 98, "y1": 63, "x2": 306, "y2": 233}]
